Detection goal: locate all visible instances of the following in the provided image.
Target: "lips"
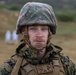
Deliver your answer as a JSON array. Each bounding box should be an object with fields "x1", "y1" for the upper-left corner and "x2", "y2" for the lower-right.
[
  {"x1": 35, "y1": 41, "x2": 43, "y2": 42},
  {"x1": 34, "y1": 39, "x2": 44, "y2": 42}
]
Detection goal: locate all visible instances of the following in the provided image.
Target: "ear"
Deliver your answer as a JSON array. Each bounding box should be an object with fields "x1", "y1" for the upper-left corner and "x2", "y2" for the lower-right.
[
  {"x1": 22, "y1": 31, "x2": 25, "y2": 35},
  {"x1": 21, "y1": 27, "x2": 25, "y2": 35},
  {"x1": 21, "y1": 27, "x2": 28, "y2": 36}
]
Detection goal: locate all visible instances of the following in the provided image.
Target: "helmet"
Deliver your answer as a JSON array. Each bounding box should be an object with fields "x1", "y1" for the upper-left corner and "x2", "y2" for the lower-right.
[{"x1": 16, "y1": 2, "x2": 57, "y2": 34}]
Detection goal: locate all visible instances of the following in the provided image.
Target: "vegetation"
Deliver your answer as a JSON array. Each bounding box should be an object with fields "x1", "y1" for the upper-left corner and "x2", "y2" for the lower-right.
[
  {"x1": 0, "y1": 4, "x2": 22, "y2": 11},
  {"x1": 0, "y1": 0, "x2": 76, "y2": 22},
  {"x1": 0, "y1": 0, "x2": 76, "y2": 10},
  {"x1": 56, "y1": 12, "x2": 75, "y2": 22},
  {"x1": 57, "y1": 22, "x2": 76, "y2": 34}
]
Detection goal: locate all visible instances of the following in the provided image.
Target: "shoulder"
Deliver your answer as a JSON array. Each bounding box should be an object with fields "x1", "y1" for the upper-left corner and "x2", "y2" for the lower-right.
[
  {"x1": 59, "y1": 53, "x2": 76, "y2": 75},
  {"x1": 60, "y1": 53, "x2": 75, "y2": 66},
  {"x1": 0, "y1": 56, "x2": 16, "y2": 75}
]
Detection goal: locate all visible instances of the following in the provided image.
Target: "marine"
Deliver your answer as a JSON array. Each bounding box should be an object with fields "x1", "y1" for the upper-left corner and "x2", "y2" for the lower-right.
[{"x1": 0, "y1": 2, "x2": 76, "y2": 75}]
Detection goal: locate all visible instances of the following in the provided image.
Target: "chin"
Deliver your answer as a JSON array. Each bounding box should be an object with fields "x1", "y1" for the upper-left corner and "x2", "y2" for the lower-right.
[{"x1": 33, "y1": 44, "x2": 46, "y2": 50}]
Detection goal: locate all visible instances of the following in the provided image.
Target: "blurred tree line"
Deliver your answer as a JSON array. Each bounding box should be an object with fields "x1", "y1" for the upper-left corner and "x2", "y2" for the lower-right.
[
  {"x1": 0, "y1": 0, "x2": 76, "y2": 9},
  {"x1": 0, "y1": 0, "x2": 76, "y2": 22}
]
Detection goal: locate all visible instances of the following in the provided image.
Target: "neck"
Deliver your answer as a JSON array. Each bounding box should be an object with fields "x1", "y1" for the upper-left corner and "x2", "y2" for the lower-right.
[
  {"x1": 26, "y1": 44, "x2": 46, "y2": 60},
  {"x1": 37, "y1": 48, "x2": 46, "y2": 60}
]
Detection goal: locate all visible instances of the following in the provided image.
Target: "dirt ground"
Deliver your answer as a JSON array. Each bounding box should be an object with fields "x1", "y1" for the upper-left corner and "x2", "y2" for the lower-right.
[{"x1": 0, "y1": 34, "x2": 76, "y2": 64}]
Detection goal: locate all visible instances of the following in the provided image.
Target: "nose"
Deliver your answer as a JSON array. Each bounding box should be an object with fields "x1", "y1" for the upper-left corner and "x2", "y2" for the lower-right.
[{"x1": 36, "y1": 30, "x2": 43, "y2": 38}]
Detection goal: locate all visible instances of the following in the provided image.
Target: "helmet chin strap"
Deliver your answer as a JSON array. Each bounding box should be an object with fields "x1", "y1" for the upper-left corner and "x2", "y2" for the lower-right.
[
  {"x1": 47, "y1": 29, "x2": 52, "y2": 47},
  {"x1": 23, "y1": 26, "x2": 52, "y2": 51},
  {"x1": 30, "y1": 45, "x2": 46, "y2": 52}
]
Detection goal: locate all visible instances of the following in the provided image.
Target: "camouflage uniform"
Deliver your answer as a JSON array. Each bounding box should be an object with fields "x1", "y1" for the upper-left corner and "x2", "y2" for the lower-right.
[
  {"x1": 0, "y1": 43, "x2": 76, "y2": 75},
  {"x1": 0, "y1": 2, "x2": 76, "y2": 75}
]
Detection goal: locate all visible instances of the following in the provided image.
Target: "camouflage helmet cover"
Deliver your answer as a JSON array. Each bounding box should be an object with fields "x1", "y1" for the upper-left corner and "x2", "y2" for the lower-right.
[{"x1": 16, "y1": 2, "x2": 57, "y2": 34}]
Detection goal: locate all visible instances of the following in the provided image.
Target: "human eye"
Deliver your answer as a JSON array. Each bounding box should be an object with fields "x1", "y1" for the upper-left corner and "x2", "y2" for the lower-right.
[
  {"x1": 30, "y1": 27, "x2": 37, "y2": 31},
  {"x1": 41, "y1": 27, "x2": 48, "y2": 31}
]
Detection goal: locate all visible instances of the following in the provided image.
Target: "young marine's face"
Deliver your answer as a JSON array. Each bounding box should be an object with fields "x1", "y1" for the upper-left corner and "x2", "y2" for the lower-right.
[{"x1": 27, "y1": 25, "x2": 49, "y2": 50}]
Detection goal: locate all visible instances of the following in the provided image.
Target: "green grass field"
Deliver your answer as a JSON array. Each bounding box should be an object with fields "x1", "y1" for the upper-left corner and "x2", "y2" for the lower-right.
[{"x1": 57, "y1": 21, "x2": 76, "y2": 34}]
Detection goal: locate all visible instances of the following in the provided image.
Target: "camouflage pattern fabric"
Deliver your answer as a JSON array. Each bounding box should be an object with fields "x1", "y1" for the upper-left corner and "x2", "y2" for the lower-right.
[
  {"x1": 16, "y1": 2, "x2": 57, "y2": 34},
  {"x1": 0, "y1": 43, "x2": 76, "y2": 75},
  {"x1": 0, "y1": 58, "x2": 16, "y2": 75}
]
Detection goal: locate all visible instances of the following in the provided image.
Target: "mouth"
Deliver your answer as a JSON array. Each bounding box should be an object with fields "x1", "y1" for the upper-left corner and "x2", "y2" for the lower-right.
[
  {"x1": 34, "y1": 40, "x2": 44, "y2": 42},
  {"x1": 34, "y1": 41, "x2": 45, "y2": 45},
  {"x1": 35, "y1": 40, "x2": 43, "y2": 42}
]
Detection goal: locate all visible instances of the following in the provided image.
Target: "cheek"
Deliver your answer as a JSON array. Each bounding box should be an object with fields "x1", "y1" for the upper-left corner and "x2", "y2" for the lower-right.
[
  {"x1": 28, "y1": 32, "x2": 34, "y2": 42},
  {"x1": 44, "y1": 32, "x2": 49, "y2": 40}
]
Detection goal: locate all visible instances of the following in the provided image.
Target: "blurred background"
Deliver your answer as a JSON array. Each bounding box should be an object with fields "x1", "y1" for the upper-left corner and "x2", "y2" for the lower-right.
[{"x1": 0, "y1": 0, "x2": 76, "y2": 64}]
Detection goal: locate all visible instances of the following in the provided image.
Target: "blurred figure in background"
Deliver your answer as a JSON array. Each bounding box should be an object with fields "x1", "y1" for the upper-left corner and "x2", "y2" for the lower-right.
[
  {"x1": 0, "y1": 2, "x2": 76, "y2": 75},
  {"x1": 12, "y1": 30, "x2": 18, "y2": 44},
  {"x1": 5, "y1": 30, "x2": 11, "y2": 44}
]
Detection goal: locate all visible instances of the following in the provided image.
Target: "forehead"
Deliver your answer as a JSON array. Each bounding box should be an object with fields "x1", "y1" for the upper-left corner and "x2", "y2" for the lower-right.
[{"x1": 27, "y1": 24, "x2": 48, "y2": 28}]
